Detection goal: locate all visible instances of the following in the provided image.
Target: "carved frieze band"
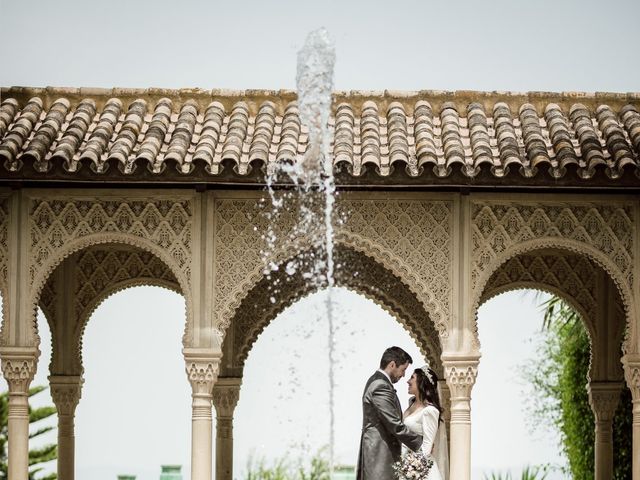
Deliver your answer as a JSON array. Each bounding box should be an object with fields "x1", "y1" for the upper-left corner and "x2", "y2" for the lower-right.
[{"x1": 214, "y1": 198, "x2": 453, "y2": 339}]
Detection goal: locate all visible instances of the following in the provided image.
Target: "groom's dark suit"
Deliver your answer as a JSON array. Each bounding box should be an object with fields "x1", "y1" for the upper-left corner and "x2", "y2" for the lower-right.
[{"x1": 356, "y1": 370, "x2": 423, "y2": 480}]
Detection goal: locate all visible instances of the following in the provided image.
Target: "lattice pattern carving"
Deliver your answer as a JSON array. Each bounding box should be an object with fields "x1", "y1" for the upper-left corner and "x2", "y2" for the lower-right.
[
  {"x1": 471, "y1": 202, "x2": 635, "y2": 323},
  {"x1": 480, "y1": 252, "x2": 599, "y2": 331},
  {"x1": 226, "y1": 245, "x2": 443, "y2": 376},
  {"x1": 214, "y1": 197, "x2": 452, "y2": 339},
  {"x1": 28, "y1": 197, "x2": 192, "y2": 316},
  {"x1": 74, "y1": 247, "x2": 180, "y2": 320}
]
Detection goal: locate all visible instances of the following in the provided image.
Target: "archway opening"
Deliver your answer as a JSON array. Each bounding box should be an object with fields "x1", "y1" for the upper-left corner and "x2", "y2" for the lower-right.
[
  {"x1": 76, "y1": 285, "x2": 189, "y2": 480},
  {"x1": 233, "y1": 287, "x2": 430, "y2": 478},
  {"x1": 472, "y1": 246, "x2": 632, "y2": 479}
]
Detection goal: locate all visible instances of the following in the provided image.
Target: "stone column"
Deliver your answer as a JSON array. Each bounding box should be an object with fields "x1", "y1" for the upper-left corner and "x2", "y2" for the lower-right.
[
  {"x1": 0, "y1": 348, "x2": 39, "y2": 480},
  {"x1": 212, "y1": 377, "x2": 242, "y2": 480},
  {"x1": 49, "y1": 375, "x2": 83, "y2": 480},
  {"x1": 443, "y1": 357, "x2": 478, "y2": 480},
  {"x1": 588, "y1": 381, "x2": 623, "y2": 480},
  {"x1": 623, "y1": 354, "x2": 640, "y2": 480},
  {"x1": 185, "y1": 350, "x2": 221, "y2": 480}
]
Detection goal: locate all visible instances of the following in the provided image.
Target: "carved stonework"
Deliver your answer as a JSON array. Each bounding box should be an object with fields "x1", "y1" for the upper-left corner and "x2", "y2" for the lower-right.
[
  {"x1": 227, "y1": 245, "x2": 443, "y2": 376},
  {"x1": 0, "y1": 355, "x2": 37, "y2": 394},
  {"x1": 28, "y1": 197, "x2": 193, "y2": 299},
  {"x1": 471, "y1": 201, "x2": 635, "y2": 349},
  {"x1": 186, "y1": 359, "x2": 220, "y2": 395},
  {"x1": 49, "y1": 375, "x2": 83, "y2": 416},
  {"x1": 444, "y1": 362, "x2": 479, "y2": 399},
  {"x1": 623, "y1": 356, "x2": 640, "y2": 401},
  {"x1": 481, "y1": 252, "x2": 599, "y2": 332},
  {"x1": 214, "y1": 197, "x2": 453, "y2": 340},
  {"x1": 212, "y1": 377, "x2": 241, "y2": 418},
  {"x1": 588, "y1": 382, "x2": 623, "y2": 423}
]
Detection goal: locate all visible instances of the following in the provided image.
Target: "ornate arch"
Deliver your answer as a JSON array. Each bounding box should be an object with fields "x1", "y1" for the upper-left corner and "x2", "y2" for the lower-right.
[
  {"x1": 223, "y1": 245, "x2": 443, "y2": 378},
  {"x1": 21, "y1": 195, "x2": 194, "y2": 349},
  {"x1": 39, "y1": 244, "x2": 183, "y2": 375},
  {"x1": 471, "y1": 200, "x2": 636, "y2": 353},
  {"x1": 214, "y1": 196, "x2": 453, "y2": 342},
  {"x1": 479, "y1": 251, "x2": 601, "y2": 338}
]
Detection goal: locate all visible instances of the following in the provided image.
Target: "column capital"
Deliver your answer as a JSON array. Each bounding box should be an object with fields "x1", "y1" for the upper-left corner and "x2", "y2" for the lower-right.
[
  {"x1": 184, "y1": 349, "x2": 221, "y2": 396},
  {"x1": 588, "y1": 381, "x2": 623, "y2": 423},
  {"x1": 212, "y1": 377, "x2": 242, "y2": 418},
  {"x1": 49, "y1": 375, "x2": 83, "y2": 416},
  {"x1": 622, "y1": 354, "x2": 640, "y2": 400},
  {"x1": 0, "y1": 347, "x2": 39, "y2": 394},
  {"x1": 442, "y1": 355, "x2": 479, "y2": 398}
]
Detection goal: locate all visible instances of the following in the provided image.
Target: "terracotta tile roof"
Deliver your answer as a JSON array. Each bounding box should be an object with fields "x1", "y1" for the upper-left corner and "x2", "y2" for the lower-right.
[{"x1": 1, "y1": 86, "x2": 639, "y2": 188}]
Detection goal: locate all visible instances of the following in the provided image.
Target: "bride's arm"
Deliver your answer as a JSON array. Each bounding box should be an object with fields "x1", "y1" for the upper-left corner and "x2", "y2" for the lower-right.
[{"x1": 420, "y1": 407, "x2": 440, "y2": 456}]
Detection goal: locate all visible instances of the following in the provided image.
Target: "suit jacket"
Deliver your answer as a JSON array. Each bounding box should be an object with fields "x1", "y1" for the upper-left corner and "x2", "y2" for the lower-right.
[{"x1": 356, "y1": 371, "x2": 423, "y2": 480}]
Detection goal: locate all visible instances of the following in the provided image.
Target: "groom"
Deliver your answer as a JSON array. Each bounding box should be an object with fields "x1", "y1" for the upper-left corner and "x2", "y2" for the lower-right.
[{"x1": 356, "y1": 346, "x2": 423, "y2": 480}]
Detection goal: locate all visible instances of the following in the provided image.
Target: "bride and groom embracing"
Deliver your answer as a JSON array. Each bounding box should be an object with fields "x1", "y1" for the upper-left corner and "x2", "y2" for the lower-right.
[{"x1": 357, "y1": 346, "x2": 449, "y2": 480}]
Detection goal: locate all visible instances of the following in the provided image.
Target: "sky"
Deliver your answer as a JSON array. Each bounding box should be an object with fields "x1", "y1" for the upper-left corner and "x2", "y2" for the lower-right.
[{"x1": 1, "y1": 0, "x2": 639, "y2": 479}]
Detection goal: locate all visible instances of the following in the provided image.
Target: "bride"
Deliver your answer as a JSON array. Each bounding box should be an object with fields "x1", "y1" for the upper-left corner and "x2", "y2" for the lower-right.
[{"x1": 402, "y1": 365, "x2": 449, "y2": 480}]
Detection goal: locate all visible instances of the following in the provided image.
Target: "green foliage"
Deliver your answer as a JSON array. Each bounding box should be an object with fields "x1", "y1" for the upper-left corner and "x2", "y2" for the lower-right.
[
  {"x1": 524, "y1": 296, "x2": 632, "y2": 479},
  {"x1": 0, "y1": 387, "x2": 58, "y2": 480},
  {"x1": 245, "y1": 448, "x2": 330, "y2": 480},
  {"x1": 482, "y1": 465, "x2": 549, "y2": 480}
]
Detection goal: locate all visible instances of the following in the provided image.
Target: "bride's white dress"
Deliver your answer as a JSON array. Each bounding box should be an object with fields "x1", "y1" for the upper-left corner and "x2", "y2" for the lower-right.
[{"x1": 403, "y1": 403, "x2": 448, "y2": 480}]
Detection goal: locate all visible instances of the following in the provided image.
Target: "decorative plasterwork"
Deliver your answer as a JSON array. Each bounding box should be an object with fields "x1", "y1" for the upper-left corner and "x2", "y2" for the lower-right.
[
  {"x1": 49, "y1": 375, "x2": 83, "y2": 416},
  {"x1": 225, "y1": 245, "x2": 443, "y2": 376},
  {"x1": 26, "y1": 196, "x2": 193, "y2": 345},
  {"x1": 212, "y1": 377, "x2": 242, "y2": 418},
  {"x1": 480, "y1": 252, "x2": 599, "y2": 336},
  {"x1": 471, "y1": 201, "x2": 635, "y2": 350},
  {"x1": 214, "y1": 197, "x2": 452, "y2": 341},
  {"x1": 0, "y1": 352, "x2": 38, "y2": 394},
  {"x1": 588, "y1": 382, "x2": 623, "y2": 423}
]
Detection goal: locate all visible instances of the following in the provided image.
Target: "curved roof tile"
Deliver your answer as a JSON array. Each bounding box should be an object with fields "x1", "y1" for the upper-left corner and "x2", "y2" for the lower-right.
[{"x1": 1, "y1": 86, "x2": 639, "y2": 188}]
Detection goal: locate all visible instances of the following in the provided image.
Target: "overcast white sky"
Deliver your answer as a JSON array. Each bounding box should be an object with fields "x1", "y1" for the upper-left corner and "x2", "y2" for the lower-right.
[{"x1": 2, "y1": 0, "x2": 639, "y2": 479}]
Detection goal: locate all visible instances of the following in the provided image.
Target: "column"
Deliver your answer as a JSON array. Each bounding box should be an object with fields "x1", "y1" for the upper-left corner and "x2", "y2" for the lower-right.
[
  {"x1": 443, "y1": 356, "x2": 478, "y2": 480},
  {"x1": 0, "y1": 348, "x2": 39, "y2": 480},
  {"x1": 212, "y1": 377, "x2": 242, "y2": 480},
  {"x1": 623, "y1": 354, "x2": 640, "y2": 480},
  {"x1": 185, "y1": 350, "x2": 221, "y2": 480},
  {"x1": 588, "y1": 381, "x2": 623, "y2": 480},
  {"x1": 49, "y1": 375, "x2": 83, "y2": 480}
]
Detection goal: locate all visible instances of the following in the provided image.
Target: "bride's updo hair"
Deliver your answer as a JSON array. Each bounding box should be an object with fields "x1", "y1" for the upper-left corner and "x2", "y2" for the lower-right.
[{"x1": 414, "y1": 367, "x2": 444, "y2": 421}]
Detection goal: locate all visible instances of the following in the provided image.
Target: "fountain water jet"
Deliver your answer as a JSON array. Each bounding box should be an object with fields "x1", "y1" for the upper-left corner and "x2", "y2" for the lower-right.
[{"x1": 262, "y1": 27, "x2": 339, "y2": 475}]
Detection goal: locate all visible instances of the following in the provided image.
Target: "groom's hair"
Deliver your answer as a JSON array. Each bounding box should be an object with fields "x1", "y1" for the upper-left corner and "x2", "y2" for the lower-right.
[{"x1": 379, "y1": 346, "x2": 413, "y2": 369}]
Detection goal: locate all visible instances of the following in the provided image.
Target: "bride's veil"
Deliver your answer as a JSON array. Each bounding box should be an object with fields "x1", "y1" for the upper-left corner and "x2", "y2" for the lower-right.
[
  {"x1": 433, "y1": 419, "x2": 449, "y2": 480},
  {"x1": 434, "y1": 382, "x2": 449, "y2": 480}
]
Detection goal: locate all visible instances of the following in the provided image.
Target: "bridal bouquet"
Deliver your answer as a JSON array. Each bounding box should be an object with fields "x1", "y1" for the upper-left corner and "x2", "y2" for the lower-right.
[{"x1": 393, "y1": 450, "x2": 434, "y2": 479}]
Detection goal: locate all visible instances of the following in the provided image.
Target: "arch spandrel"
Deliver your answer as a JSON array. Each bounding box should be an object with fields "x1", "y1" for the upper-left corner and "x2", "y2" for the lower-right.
[
  {"x1": 214, "y1": 196, "x2": 454, "y2": 341},
  {"x1": 221, "y1": 245, "x2": 443, "y2": 378},
  {"x1": 471, "y1": 201, "x2": 636, "y2": 352},
  {"x1": 0, "y1": 193, "x2": 195, "y2": 349}
]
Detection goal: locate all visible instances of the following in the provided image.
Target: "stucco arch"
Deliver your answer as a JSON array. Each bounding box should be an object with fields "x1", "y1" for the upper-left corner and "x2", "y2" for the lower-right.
[
  {"x1": 472, "y1": 238, "x2": 635, "y2": 355},
  {"x1": 37, "y1": 242, "x2": 184, "y2": 375},
  {"x1": 221, "y1": 244, "x2": 443, "y2": 379},
  {"x1": 24, "y1": 232, "x2": 191, "y2": 352}
]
